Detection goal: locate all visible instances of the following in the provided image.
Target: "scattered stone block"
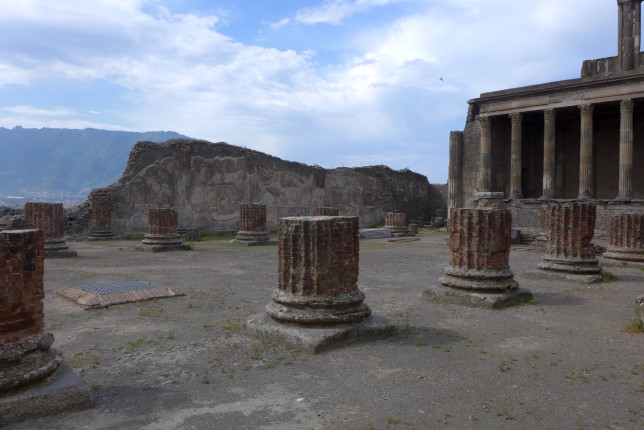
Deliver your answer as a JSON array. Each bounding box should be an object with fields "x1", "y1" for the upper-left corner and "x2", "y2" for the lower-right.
[
  {"x1": 359, "y1": 228, "x2": 392, "y2": 239},
  {"x1": 0, "y1": 229, "x2": 91, "y2": 424},
  {"x1": 135, "y1": 208, "x2": 191, "y2": 252},
  {"x1": 246, "y1": 216, "x2": 394, "y2": 352},
  {"x1": 408, "y1": 223, "x2": 419, "y2": 234},
  {"x1": 184, "y1": 228, "x2": 200, "y2": 242},
  {"x1": 536, "y1": 201, "x2": 602, "y2": 283},
  {"x1": 24, "y1": 203, "x2": 77, "y2": 258},
  {"x1": 423, "y1": 207, "x2": 532, "y2": 309}
]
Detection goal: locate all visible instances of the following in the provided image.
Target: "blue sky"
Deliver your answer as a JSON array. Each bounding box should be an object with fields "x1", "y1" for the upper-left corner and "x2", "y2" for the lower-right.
[{"x1": 0, "y1": 0, "x2": 617, "y2": 183}]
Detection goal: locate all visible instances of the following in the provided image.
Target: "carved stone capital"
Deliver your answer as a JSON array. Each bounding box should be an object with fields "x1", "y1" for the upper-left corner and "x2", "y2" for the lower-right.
[
  {"x1": 544, "y1": 109, "x2": 556, "y2": 121},
  {"x1": 579, "y1": 104, "x2": 594, "y2": 116},
  {"x1": 509, "y1": 112, "x2": 523, "y2": 124},
  {"x1": 621, "y1": 99, "x2": 634, "y2": 113}
]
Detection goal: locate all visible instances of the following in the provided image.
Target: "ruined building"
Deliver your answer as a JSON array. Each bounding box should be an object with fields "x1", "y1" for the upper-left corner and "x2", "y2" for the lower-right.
[
  {"x1": 92, "y1": 139, "x2": 443, "y2": 234},
  {"x1": 449, "y1": 0, "x2": 644, "y2": 234}
]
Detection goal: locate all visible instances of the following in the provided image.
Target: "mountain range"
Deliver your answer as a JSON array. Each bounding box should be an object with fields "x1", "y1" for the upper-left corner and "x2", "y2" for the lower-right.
[{"x1": 0, "y1": 127, "x2": 186, "y2": 202}]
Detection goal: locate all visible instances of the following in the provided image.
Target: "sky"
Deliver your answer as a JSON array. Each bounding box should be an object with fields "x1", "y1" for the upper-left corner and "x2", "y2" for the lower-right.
[{"x1": 0, "y1": 0, "x2": 618, "y2": 184}]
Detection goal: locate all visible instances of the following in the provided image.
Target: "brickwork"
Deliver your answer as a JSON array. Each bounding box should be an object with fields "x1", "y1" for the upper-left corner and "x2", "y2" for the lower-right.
[
  {"x1": 24, "y1": 202, "x2": 75, "y2": 255},
  {"x1": 141, "y1": 208, "x2": 183, "y2": 246},
  {"x1": 439, "y1": 208, "x2": 518, "y2": 291},
  {"x1": 265, "y1": 216, "x2": 371, "y2": 324},
  {"x1": 385, "y1": 212, "x2": 407, "y2": 233},
  {"x1": 314, "y1": 207, "x2": 340, "y2": 216},
  {"x1": 0, "y1": 229, "x2": 62, "y2": 390},
  {"x1": 173, "y1": 141, "x2": 192, "y2": 172},
  {"x1": 25, "y1": 202, "x2": 64, "y2": 240},
  {"x1": 89, "y1": 189, "x2": 114, "y2": 238},
  {"x1": 538, "y1": 201, "x2": 601, "y2": 275},
  {"x1": 239, "y1": 203, "x2": 267, "y2": 232},
  {"x1": 604, "y1": 213, "x2": 644, "y2": 262}
]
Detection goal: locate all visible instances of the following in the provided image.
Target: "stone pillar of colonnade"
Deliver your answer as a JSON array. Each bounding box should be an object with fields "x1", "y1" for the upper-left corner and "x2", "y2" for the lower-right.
[
  {"x1": 541, "y1": 109, "x2": 556, "y2": 199},
  {"x1": 88, "y1": 188, "x2": 114, "y2": 240},
  {"x1": 233, "y1": 203, "x2": 274, "y2": 245},
  {"x1": 448, "y1": 131, "x2": 464, "y2": 212},
  {"x1": 615, "y1": 99, "x2": 634, "y2": 201},
  {"x1": 509, "y1": 113, "x2": 523, "y2": 199},
  {"x1": 477, "y1": 117, "x2": 492, "y2": 194},
  {"x1": 578, "y1": 104, "x2": 594, "y2": 199}
]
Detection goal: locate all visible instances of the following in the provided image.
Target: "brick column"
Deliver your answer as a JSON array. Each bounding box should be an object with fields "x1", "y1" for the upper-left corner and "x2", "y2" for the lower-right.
[
  {"x1": 440, "y1": 208, "x2": 518, "y2": 292},
  {"x1": 616, "y1": 99, "x2": 634, "y2": 201},
  {"x1": 541, "y1": 109, "x2": 556, "y2": 199},
  {"x1": 24, "y1": 202, "x2": 76, "y2": 257},
  {"x1": 578, "y1": 104, "x2": 594, "y2": 199},
  {"x1": 236, "y1": 203, "x2": 270, "y2": 244},
  {"x1": 538, "y1": 201, "x2": 601, "y2": 280},
  {"x1": 603, "y1": 213, "x2": 644, "y2": 262},
  {"x1": 509, "y1": 113, "x2": 523, "y2": 199},
  {"x1": 138, "y1": 208, "x2": 187, "y2": 251},
  {"x1": 448, "y1": 131, "x2": 464, "y2": 209},
  {"x1": 478, "y1": 117, "x2": 492, "y2": 193},
  {"x1": 385, "y1": 212, "x2": 407, "y2": 234},
  {"x1": 0, "y1": 230, "x2": 62, "y2": 390},
  {"x1": 265, "y1": 216, "x2": 371, "y2": 324},
  {"x1": 89, "y1": 188, "x2": 114, "y2": 239},
  {"x1": 314, "y1": 207, "x2": 340, "y2": 216}
]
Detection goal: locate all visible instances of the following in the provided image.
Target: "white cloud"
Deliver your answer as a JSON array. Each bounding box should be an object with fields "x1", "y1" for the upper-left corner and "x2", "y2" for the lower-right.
[
  {"x1": 295, "y1": 0, "x2": 403, "y2": 25},
  {"x1": 3, "y1": 105, "x2": 75, "y2": 116}
]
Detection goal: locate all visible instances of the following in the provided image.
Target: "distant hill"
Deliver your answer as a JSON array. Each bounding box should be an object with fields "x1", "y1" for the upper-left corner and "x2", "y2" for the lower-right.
[{"x1": 0, "y1": 127, "x2": 187, "y2": 201}]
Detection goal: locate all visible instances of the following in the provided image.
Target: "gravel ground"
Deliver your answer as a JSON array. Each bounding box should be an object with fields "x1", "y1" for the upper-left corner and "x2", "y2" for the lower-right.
[{"x1": 6, "y1": 232, "x2": 644, "y2": 430}]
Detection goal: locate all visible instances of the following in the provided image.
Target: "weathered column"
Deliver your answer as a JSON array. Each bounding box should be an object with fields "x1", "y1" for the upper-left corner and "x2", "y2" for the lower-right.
[
  {"x1": 0, "y1": 230, "x2": 62, "y2": 390},
  {"x1": 172, "y1": 141, "x2": 192, "y2": 230},
  {"x1": 425, "y1": 207, "x2": 532, "y2": 308},
  {"x1": 235, "y1": 203, "x2": 271, "y2": 245},
  {"x1": 88, "y1": 188, "x2": 114, "y2": 239},
  {"x1": 616, "y1": 99, "x2": 634, "y2": 201},
  {"x1": 137, "y1": 208, "x2": 189, "y2": 252},
  {"x1": 578, "y1": 104, "x2": 594, "y2": 199},
  {"x1": 385, "y1": 212, "x2": 407, "y2": 235},
  {"x1": 537, "y1": 201, "x2": 602, "y2": 282},
  {"x1": 24, "y1": 202, "x2": 77, "y2": 258},
  {"x1": 265, "y1": 216, "x2": 371, "y2": 324},
  {"x1": 619, "y1": 0, "x2": 636, "y2": 71},
  {"x1": 314, "y1": 207, "x2": 340, "y2": 216},
  {"x1": 541, "y1": 109, "x2": 556, "y2": 199},
  {"x1": 448, "y1": 131, "x2": 464, "y2": 209},
  {"x1": 603, "y1": 213, "x2": 644, "y2": 262},
  {"x1": 478, "y1": 117, "x2": 492, "y2": 193},
  {"x1": 509, "y1": 113, "x2": 523, "y2": 199}
]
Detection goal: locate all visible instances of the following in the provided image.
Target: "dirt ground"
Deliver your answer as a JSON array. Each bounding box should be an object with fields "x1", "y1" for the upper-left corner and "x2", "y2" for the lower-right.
[{"x1": 6, "y1": 232, "x2": 644, "y2": 430}]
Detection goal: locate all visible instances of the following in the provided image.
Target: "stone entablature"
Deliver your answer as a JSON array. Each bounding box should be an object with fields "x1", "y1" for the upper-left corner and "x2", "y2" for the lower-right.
[
  {"x1": 265, "y1": 216, "x2": 371, "y2": 324},
  {"x1": 0, "y1": 229, "x2": 62, "y2": 390},
  {"x1": 604, "y1": 213, "x2": 644, "y2": 261}
]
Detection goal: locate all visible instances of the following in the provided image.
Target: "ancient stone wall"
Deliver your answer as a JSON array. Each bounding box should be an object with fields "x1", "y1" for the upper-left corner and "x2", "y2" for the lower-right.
[{"x1": 96, "y1": 139, "x2": 436, "y2": 234}]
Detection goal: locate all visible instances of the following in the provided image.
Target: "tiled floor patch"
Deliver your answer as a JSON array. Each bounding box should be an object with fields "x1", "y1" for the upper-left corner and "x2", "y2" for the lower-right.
[{"x1": 56, "y1": 280, "x2": 182, "y2": 309}]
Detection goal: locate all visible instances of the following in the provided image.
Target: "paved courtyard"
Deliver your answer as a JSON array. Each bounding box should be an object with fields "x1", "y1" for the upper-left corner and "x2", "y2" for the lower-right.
[{"x1": 7, "y1": 232, "x2": 644, "y2": 429}]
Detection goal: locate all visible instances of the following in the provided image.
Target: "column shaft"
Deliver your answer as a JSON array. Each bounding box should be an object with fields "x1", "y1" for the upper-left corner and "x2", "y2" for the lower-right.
[
  {"x1": 448, "y1": 131, "x2": 464, "y2": 209},
  {"x1": 509, "y1": 113, "x2": 523, "y2": 198},
  {"x1": 478, "y1": 117, "x2": 492, "y2": 193},
  {"x1": 578, "y1": 104, "x2": 594, "y2": 199},
  {"x1": 542, "y1": 109, "x2": 556, "y2": 199},
  {"x1": 618, "y1": 99, "x2": 635, "y2": 200}
]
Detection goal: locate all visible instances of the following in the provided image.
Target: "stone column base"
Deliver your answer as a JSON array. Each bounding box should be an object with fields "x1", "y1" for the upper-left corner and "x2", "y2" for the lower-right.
[
  {"x1": 245, "y1": 313, "x2": 395, "y2": 354},
  {"x1": 88, "y1": 228, "x2": 114, "y2": 240},
  {"x1": 266, "y1": 290, "x2": 371, "y2": 325},
  {"x1": 44, "y1": 239, "x2": 77, "y2": 258},
  {"x1": 0, "y1": 333, "x2": 62, "y2": 391},
  {"x1": 423, "y1": 284, "x2": 533, "y2": 309},
  {"x1": 537, "y1": 256, "x2": 602, "y2": 278},
  {"x1": 439, "y1": 267, "x2": 519, "y2": 292},
  {"x1": 603, "y1": 247, "x2": 644, "y2": 263},
  {"x1": 232, "y1": 231, "x2": 274, "y2": 246},
  {"x1": 0, "y1": 365, "x2": 93, "y2": 424}
]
